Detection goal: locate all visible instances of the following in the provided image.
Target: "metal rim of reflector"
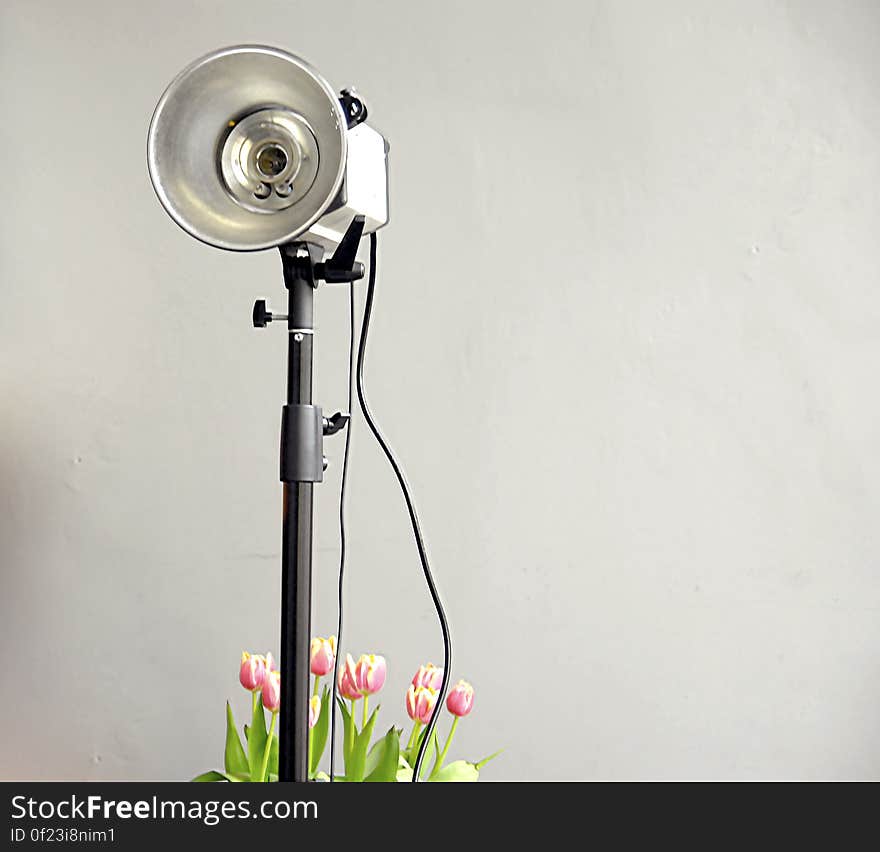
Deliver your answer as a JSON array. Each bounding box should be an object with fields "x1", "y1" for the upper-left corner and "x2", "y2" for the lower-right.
[{"x1": 147, "y1": 45, "x2": 348, "y2": 252}]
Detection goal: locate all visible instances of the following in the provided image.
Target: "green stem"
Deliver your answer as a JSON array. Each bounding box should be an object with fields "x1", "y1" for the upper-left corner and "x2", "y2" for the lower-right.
[
  {"x1": 312, "y1": 675, "x2": 321, "y2": 698},
  {"x1": 419, "y1": 730, "x2": 437, "y2": 780},
  {"x1": 362, "y1": 695, "x2": 369, "y2": 729},
  {"x1": 252, "y1": 691, "x2": 258, "y2": 718},
  {"x1": 259, "y1": 712, "x2": 277, "y2": 782},
  {"x1": 405, "y1": 722, "x2": 422, "y2": 753},
  {"x1": 347, "y1": 700, "x2": 356, "y2": 758},
  {"x1": 430, "y1": 716, "x2": 459, "y2": 779}
]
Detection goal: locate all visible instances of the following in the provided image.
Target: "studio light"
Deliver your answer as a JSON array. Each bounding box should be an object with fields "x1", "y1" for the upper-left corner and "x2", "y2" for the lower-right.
[
  {"x1": 146, "y1": 45, "x2": 449, "y2": 785},
  {"x1": 147, "y1": 44, "x2": 388, "y2": 251}
]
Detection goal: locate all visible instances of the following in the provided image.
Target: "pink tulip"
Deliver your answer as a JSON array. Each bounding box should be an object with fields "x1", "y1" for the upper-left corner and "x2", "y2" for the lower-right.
[
  {"x1": 262, "y1": 670, "x2": 281, "y2": 713},
  {"x1": 405, "y1": 685, "x2": 418, "y2": 720},
  {"x1": 411, "y1": 663, "x2": 444, "y2": 690},
  {"x1": 337, "y1": 655, "x2": 362, "y2": 701},
  {"x1": 265, "y1": 652, "x2": 278, "y2": 674},
  {"x1": 406, "y1": 684, "x2": 439, "y2": 725},
  {"x1": 353, "y1": 654, "x2": 386, "y2": 696},
  {"x1": 446, "y1": 680, "x2": 474, "y2": 717},
  {"x1": 239, "y1": 652, "x2": 267, "y2": 692},
  {"x1": 309, "y1": 695, "x2": 321, "y2": 729},
  {"x1": 310, "y1": 636, "x2": 337, "y2": 677}
]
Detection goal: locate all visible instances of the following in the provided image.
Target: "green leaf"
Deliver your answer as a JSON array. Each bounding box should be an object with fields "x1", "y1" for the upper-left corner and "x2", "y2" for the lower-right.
[
  {"x1": 192, "y1": 770, "x2": 250, "y2": 782},
  {"x1": 408, "y1": 725, "x2": 437, "y2": 775},
  {"x1": 347, "y1": 706, "x2": 379, "y2": 782},
  {"x1": 475, "y1": 748, "x2": 504, "y2": 770},
  {"x1": 415, "y1": 729, "x2": 437, "y2": 780},
  {"x1": 395, "y1": 757, "x2": 413, "y2": 783},
  {"x1": 364, "y1": 738, "x2": 384, "y2": 778},
  {"x1": 224, "y1": 702, "x2": 249, "y2": 778},
  {"x1": 247, "y1": 693, "x2": 269, "y2": 782},
  {"x1": 431, "y1": 760, "x2": 479, "y2": 782},
  {"x1": 310, "y1": 686, "x2": 330, "y2": 777},
  {"x1": 268, "y1": 733, "x2": 279, "y2": 777},
  {"x1": 365, "y1": 727, "x2": 401, "y2": 777},
  {"x1": 366, "y1": 727, "x2": 400, "y2": 782},
  {"x1": 337, "y1": 698, "x2": 354, "y2": 767},
  {"x1": 192, "y1": 770, "x2": 227, "y2": 782},
  {"x1": 224, "y1": 772, "x2": 250, "y2": 782},
  {"x1": 428, "y1": 729, "x2": 443, "y2": 778},
  {"x1": 404, "y1": 727, "x2": 425, "y2": 768}
]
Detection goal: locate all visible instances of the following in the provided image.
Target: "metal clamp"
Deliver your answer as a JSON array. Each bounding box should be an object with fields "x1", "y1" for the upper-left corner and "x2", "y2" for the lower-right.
[{"x1": 280, "y1": 404, "x2": 323, "y2": 483}]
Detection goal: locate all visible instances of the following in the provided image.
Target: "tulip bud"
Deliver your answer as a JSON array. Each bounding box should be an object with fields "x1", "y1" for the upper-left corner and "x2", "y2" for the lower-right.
[
  {"x1": 446, "y1": 680, "x2": 474, "y2": 717},
  {"x1": 262, "y1": 669, "x2": 281, "y2": 713},
  {"x1": 405, "y1": 684, "x2": 418, "y2": 720},
  {"x1": 239, "y1": 652, "x2": 267, "y2": 692},
  {"x1": 353, "y1": 654, "x2": 387, "y2": 696},
  {"x1": 265, "y1": 652, "x2": 278, "y2": 674},
  {"x1": 337, "y1": 654, "x2": 362, "y2": 701},
  {"x1": 310, "y1": 636, "x2": 337, "y2": 677},
  {"x1": 309, "y1": 695, "x2": 321, "y2": 729},
  {"x1": 406, "y1": 684, "x2": 439, "y2": 725},
  {"x1": 411, "y1": 663, "x2": 443, "y2": 690}
]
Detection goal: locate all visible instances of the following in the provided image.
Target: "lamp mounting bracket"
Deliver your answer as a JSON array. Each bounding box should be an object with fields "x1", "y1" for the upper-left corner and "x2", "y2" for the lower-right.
[
  {"x1": 276, "y1": 214, "x2": 366, "y2": 291},
  {"x1": 339, "y1": 88, "x2": 368, "y2": 129},
  {"x1": 256, "y1": 216, "x2": 367, "y2": 329}
]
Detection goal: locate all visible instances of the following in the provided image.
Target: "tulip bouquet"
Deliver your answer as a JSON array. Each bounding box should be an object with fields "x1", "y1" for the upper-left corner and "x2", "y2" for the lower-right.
[{"x1": 193, "y1": 636, "x2": 500, "y2": 782}]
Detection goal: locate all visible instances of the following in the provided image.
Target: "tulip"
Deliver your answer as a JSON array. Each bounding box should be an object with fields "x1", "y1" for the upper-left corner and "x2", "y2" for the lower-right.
[
  {"x1": 353, "y1": 654, "x2": 387, "y2": 696},
  {"x1": 427, "y1": 680, "x2": 475, "y2": 780},
  {"x1": 336, "y1": 655, "x2": 363, "y2": 755},
  {"x1": 422, "y1": 680, "x2": 474, "y2": 781},
  {"x1": 406, "y1": 684, "x2": 439, "y2": 726},
  {"x1": 239, "y1": 652, "x2": 267, "y2": 692},
  {"x1": 265, "y1": 652, "x2": 278, "y2": 674},
  {"x1": 310, "y1": 636, "x2": 337, "y2": 677},
  {"x1": 354, "y1": 653, "x2": 385, "y2": 729},
  {"x1": 309, "y1": 695, "x2": 321, "y2": 730},
  {"x1": 446, "y1": 680, "x2": 475, "y2": 717},
  {"x1": 257, "y1": 670, "x2": 281, "y2": 782},
  {"x1": 412, "y1": 663, "x2": 444, "y2": 691},
  {"x1": 404, "y1": 684, "x2": 440, "y2": 768},
  {"x1": 262, "y1": 669, "x2": 281, "y2": 713},
  {"x1": 405, "y1": 684, "x2": 418, "y2": 721},
  {"x1": 337, "y1": 655, "x2": 362, "y2": 701}
]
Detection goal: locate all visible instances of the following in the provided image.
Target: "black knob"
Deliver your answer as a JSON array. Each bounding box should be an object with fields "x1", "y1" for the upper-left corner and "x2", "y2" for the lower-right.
[
  {"x1": 322, "y1": 412, "x2": 350, "y2": 436},
  {"x1": 253, "y1": 299, "x2": 272, "y2": 328}
]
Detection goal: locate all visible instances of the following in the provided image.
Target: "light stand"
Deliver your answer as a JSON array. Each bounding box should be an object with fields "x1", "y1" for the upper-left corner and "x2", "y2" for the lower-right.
[
  {"x1": 254, "y1": 216, "x2": 365, "y2": 781},
  {"x1": 146, "y1": 45, "x2": 391, "y2": 782}
]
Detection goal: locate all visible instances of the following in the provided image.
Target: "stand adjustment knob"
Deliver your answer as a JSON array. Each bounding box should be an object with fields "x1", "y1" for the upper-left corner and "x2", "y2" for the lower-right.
[
  {"x1": 322, "y1": 412, "x2": 350, "y2": 436},
  {"x1": 253, "y1": 299, "x2": 288, "y2": 328}
]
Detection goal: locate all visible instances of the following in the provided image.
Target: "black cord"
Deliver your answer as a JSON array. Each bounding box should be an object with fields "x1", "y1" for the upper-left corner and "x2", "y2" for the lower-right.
[
  {"x1": 328, "y1": 278, "x2": 356, "y2": 782},
  {"x1": 356, "y1": 233, "x2": 452, "y2": 782}
]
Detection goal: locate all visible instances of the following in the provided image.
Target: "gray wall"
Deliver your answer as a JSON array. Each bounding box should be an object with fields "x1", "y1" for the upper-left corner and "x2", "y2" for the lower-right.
[{"x1": 2, "y1": 0, "x2": 879, "y2": 780}]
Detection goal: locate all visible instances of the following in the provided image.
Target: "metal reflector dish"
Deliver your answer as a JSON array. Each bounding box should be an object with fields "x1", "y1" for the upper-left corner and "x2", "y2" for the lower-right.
[{"x1": 147, "y1": 45, "x2": 347, "y2": 252}]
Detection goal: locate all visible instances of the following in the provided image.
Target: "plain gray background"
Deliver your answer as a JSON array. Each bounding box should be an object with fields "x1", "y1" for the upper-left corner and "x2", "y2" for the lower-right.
[{"x1": 2, "y1": 0, "x2": 879, "y2": 780}]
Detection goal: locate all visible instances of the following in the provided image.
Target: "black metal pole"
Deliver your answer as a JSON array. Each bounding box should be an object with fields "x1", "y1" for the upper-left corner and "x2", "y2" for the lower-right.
[
  {"x1": 271, "y1": 223, "x2": 362, "y2": 781},
  {"x1": 279, "y1": 270, "x2": 315, "y2": 782}
]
